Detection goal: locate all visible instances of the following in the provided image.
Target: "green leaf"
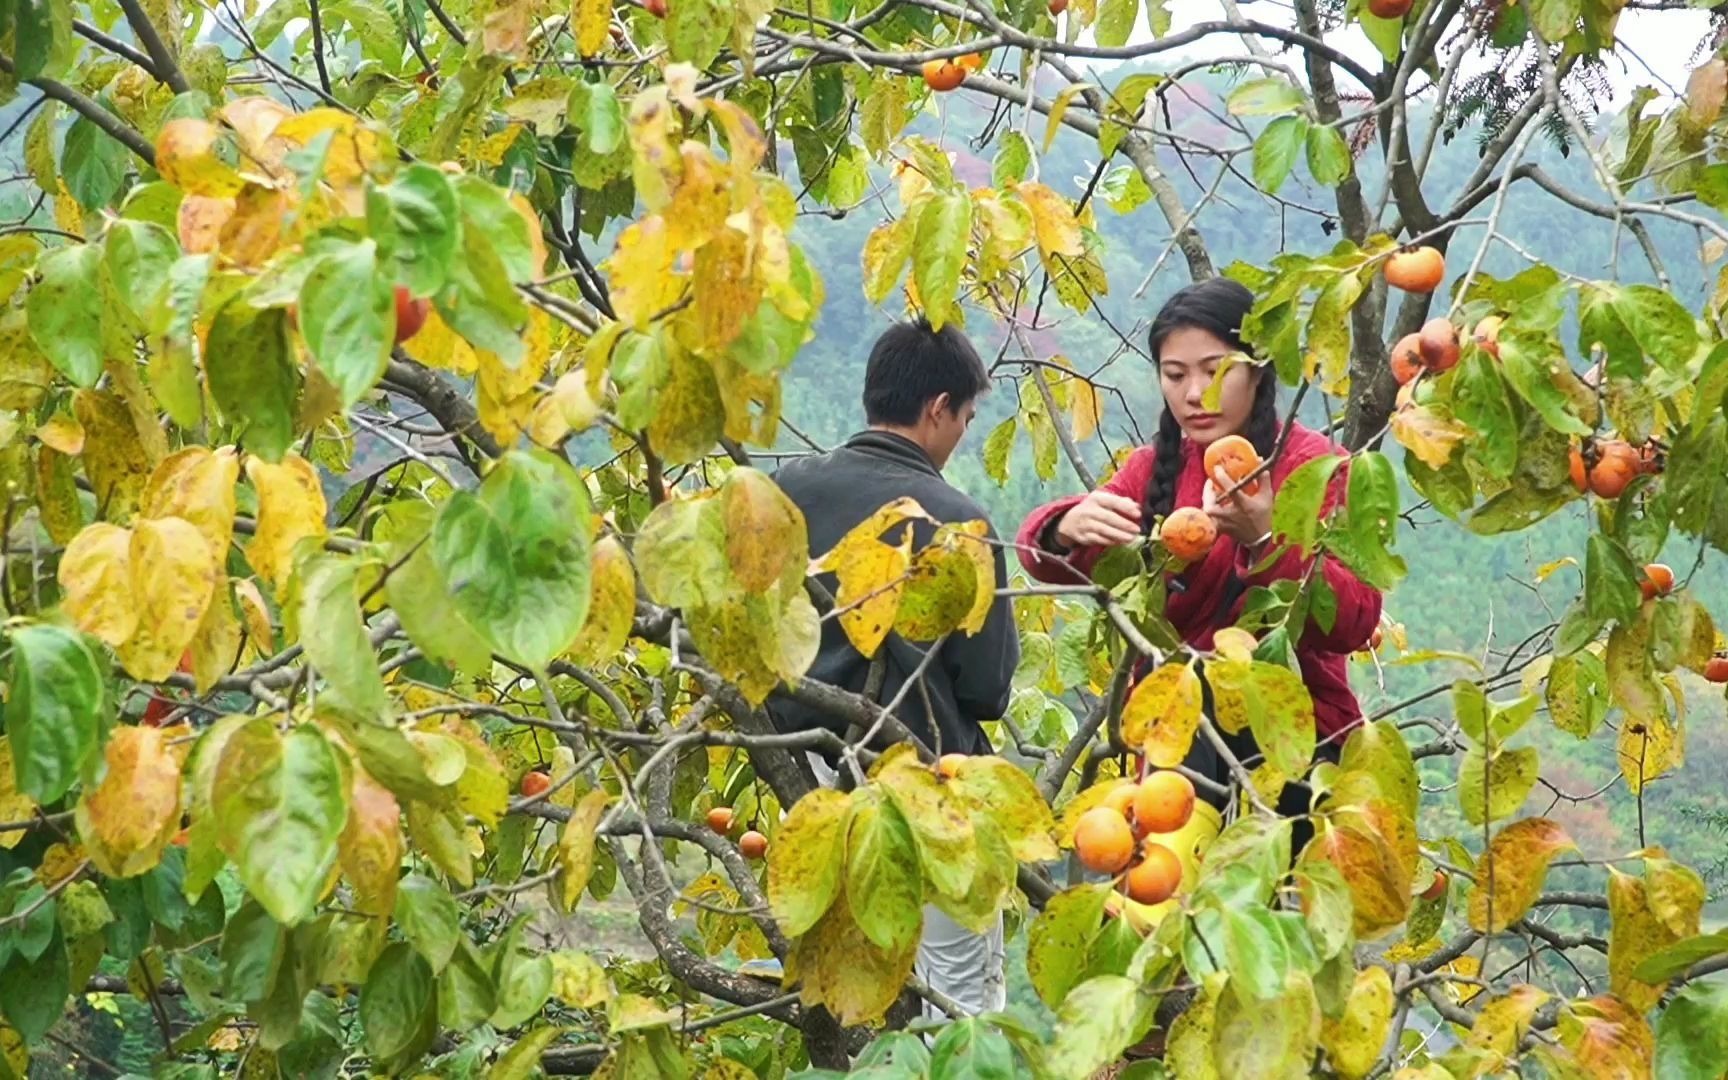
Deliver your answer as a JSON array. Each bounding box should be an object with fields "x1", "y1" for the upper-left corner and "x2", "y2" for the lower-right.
[
  {"x1": 929, "y1": 1018, "x2": 1021, "y2": 1080},
  {"x1": 487, "y1": 1026, "x2": 562, "y2": 1080},
  {"x1": 1338, "y1": 720, "x2": 1419, "y2": 821},
  {"x1": 394, "y1": 874, "x2": 460, "y2": 974},
  {"x1": 1096, "y1": 0, "x2": 1138, "y2": 47},
  {"x1": 1451, "y1": 350, "x2": 1519, "y2": 479},
  {"x1": 0, "y1": 925, "x2": 67, "y2": 1045},
  {"x1": 1334, "y1": 451, "x2": 1406, "y2": 590},
  {"x1": 11, "y1": 0, "x2": 55, "y2": 80},
  {"x1": 1459, "y1": 745, "x2": 1539, "y2": 825},
  {"x1": 993, "y1": 132, "x2": 1032, "y2": 187},
  {"x1": 1227, "y1": 78, "x2": 1308, "y2": 116},
  {"x1": 1219, "y1": 903, "x2": 1291, "y2": 1002},
  {"x1": 1498, "y1": 332, "x2": 1592, "y2": 437},
  {"x1": 1040, "y1": 975, "x2": 1151, "y2": 1079},
  {"x1": 1655, "y1": 978, "x2": 1728, "y2": 1080},
  {"x1": 213, "y1": 719, "x2": 348, "y2": 926},
  {"x1": 367, "y1": 163, "x2": 460, "y2": 297},
  {"x1": 1528, "y1": 0, "x2": 1580, "y2": 42},
  {"x1": 767, "y1": 788, "x2": 849, "y2": 937},
  {"x1": 433, "y1": 224, "x2": 528, "y2": 365},
  {"x1": 1635, "y1": 930, "x2": 1728, "y2": 983},
  {"x1": 1586, "y1": 533, "x2": 1642, "y2": 626},
  {"x1": 298, "y1": 239, "x2": 395, "y2": 408},
  {"x1": 982, "y1": 416, "x2": 1015, "y2": 486},
  {"x1": 1253, "y1": 116, "x2": 1309, "y2": 195},
  {"x1": 1547, "y1": 650, "x2": 1609, "y2": 738},
  {"x1": 1245, "y1": 661, "x2": 1317, "y2": 781},
  {"x1": 1357, "y1": 8, "x2": 1404, "y2": 61},
  {"x1": 220, "y1": 900, "x2": 285, "y2": 1002},
  {"x1": 843, "y1": 788, "x2": 923, "y2": 956},
  {"x1": 26, "y1": 243, "x2": 105, "y2": 388},
  {"x1": 378, "y1": 502, "x2": 492, "y2": 675},
  {"x1": 453, "y1": 175, "x2": 537, "y2": 283},
  {"x1": 1272, "y1": 455, "x2": 1344, "y2": 555},
  {"x1": 61, "y1": 116, "x2": 128, "y2": 210},
  {"x1": 1305, "y1": 124, "x2": 1352, "y2": 186},
  {"x1": 431, "y1": 449, "x2": 593, "y2": 668},
  {"x1": 488, "y1": 918, "x2": 554, "y2": 1029},
  {"x1": 297, "y1": 552, "x2": 392, "y2": 722},
  {"x1": 1026, "y1": 883, "x2": 1110, "y2": 1008},
  {"x1": 666, "y1": 0, "x2": 729, "y2": 66},
  {"x1": 103, "y1": 218, "x2": 178, "y2": 326},
  {"x1": 361, "y1": 942, "x2": 438, "y2": 1071},
  {"x1": 911, "y1": 192, "x2": 971, "y2": 331},
  {"x1": 437, "y1": 938, "x2": 496, "y2": 1030},
  {"x1": 1618, "y1": 283, "x2": 1699, "y2": 374},
  {"x1": 206, "y1": 299, "x2": 299, "y2": 463},
  {"x1": 6, "y1": 624, "x2": 103, "y2": 804}
]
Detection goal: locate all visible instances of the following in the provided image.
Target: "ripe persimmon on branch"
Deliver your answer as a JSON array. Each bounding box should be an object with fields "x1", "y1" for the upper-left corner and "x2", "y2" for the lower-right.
[{"x1": 0, "y1": 0, "x2": 1726, "y2": 1075}]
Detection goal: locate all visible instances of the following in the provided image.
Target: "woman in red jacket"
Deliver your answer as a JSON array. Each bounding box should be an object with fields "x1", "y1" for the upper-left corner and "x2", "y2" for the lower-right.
[{"x1": 1017, "y1": 278, "x2": 1382, "y2": 844}]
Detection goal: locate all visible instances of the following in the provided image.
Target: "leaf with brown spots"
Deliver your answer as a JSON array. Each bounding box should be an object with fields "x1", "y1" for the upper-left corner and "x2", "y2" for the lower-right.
[
  {"x1": 1467, "y1": 818, "x2": 1575, "y2": 933},
  {"x1": 74, "y1": 725, "x2": 182, "y2": 878},
  {"x1": 117, "y1": 516, "x2": 218, "y2": 683}
]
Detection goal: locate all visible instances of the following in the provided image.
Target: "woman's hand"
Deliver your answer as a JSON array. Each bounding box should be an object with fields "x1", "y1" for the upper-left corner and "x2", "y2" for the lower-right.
[
  {"x1": 1204, "y1": 465, "x2": 1274, "y2": 548},
  {"x1": 1055, "y1": 491, "x2": 1143, "y2": 549}
]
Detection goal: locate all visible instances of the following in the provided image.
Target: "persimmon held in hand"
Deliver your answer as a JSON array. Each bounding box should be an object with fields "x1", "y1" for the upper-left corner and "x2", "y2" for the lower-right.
[
  {"x1": 1384, "y1": 246, "x2": 1445, "y2": 293},
  {"x1": 520, "y1": 771, "x2": 552, "y2": 798},
  {"x1": 1390, "y1": 333, "x2": 1424, "y2": 386},
  {"x1": 922, "y1": 59, "x2": 966, "y2": 92},
  {"x1": 740, "y1": 830, "x2": 769, "y2": 859},
  {"x1": 1641, "y1": 563, "x2": 1674, "y2": 602},
  {"x1": 1131, "y1": 771, "x2": 1196, "y2": 836},
  {"x1": 1125, "y1": 841, "x2": 1183, "y2": 905},
  {"x1": 1074, "y1": 806, "x2": 1135, "y2": 875},
  {"x1": 706, "y1": 807, "x2": 735, "y2": 834},
  {"x1": 1161, "y1": 506, "x2": 1217, "y2": 562},
  {"x1": 1706, "y1": 656, "x2": 1728, "y2": 683},
  {"x1": 1202, "y1": 434, "x2": 1263, "y2": 495}
]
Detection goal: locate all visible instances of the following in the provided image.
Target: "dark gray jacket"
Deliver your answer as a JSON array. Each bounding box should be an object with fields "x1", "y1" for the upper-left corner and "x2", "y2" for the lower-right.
[{"x1": 770, "y1": 430, "x2": 1019, "y2": 757}]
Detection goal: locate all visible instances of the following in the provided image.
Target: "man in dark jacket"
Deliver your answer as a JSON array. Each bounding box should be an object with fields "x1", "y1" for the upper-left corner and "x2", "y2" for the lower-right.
[{"x1": 770, "y1": 318, "x2": 1018, "y2": 1017}]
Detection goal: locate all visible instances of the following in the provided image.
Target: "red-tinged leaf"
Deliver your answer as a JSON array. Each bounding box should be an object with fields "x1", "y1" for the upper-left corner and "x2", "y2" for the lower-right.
[
  {"x1": 339, "y1": 765, "x2": 402, "y2": 918},
  {"x1": 1467, "y1": 818, "x2": 1575, "y2": 933},
  {"x1": 1550, "y1": 994, "x2": 1654, "y2": 1080}
]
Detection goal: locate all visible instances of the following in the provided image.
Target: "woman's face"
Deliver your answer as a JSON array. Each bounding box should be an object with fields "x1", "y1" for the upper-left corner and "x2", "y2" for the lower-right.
[{"x1": 1157, "y1": 325, "x2": 1259, "y2": 446}]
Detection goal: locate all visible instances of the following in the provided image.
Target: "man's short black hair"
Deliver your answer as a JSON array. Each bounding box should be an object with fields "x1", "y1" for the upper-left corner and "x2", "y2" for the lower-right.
[{"x1": 862, "y1": 319, "x2": 991, "y2": 426}]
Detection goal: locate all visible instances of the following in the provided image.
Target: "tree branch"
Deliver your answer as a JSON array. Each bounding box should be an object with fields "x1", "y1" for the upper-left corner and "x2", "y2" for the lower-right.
[{"x1": 115, "y1": 0, "x2": 190, "y2": 95}]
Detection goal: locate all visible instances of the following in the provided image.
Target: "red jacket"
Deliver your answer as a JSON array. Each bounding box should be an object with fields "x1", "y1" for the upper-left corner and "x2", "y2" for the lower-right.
[{"x1": 1015, "y1": 422, "x2": 1380, "y2": 742}]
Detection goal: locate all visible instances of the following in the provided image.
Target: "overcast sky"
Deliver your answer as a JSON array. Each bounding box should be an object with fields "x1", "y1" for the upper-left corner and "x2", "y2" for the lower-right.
[{"x1": 1074, "y1": 0, "x2": 1718, "y2": 112}]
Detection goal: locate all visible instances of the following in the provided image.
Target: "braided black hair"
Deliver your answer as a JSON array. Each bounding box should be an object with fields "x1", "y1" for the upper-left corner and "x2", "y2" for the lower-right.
[{"x1": 1143, "y1": 278, "x2": 1282, "y2": 526}]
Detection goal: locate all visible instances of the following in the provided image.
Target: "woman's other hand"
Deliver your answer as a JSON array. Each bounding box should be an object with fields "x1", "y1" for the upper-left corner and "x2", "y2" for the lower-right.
[
  {"x1": 1203, "y1": 465, "x2": 1273, "y2": 548},
  {"x1": 1055, "y1": 491, "x2": 1143, "y2": 549}
]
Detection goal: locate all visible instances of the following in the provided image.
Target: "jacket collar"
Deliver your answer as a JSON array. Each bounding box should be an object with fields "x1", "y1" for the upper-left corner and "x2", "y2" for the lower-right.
[{"x1": 844, "y1": 429, "x2": 943, "y2": 479}]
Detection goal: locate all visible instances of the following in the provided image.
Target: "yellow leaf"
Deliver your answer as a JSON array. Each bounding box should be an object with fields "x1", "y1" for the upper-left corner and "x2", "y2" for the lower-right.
[
  {"x1": 102, "y1": 354, "x2": 169, "y2": 467},
  {"x1": 74, "y1": 726, "x2": 182, "y2": 878},
  {"x1": 74, "y1": 389, "x2": 153, "y2": 523},
  {"x1": 603, "y1": 216, "x2": 683, "y2": 330},
  {"x1": 566, "y1": 535, "x2": 635, "y2": 666},
  {"x1": 477, "y1": 311, "x2": 552, "y2": 446},
  {"x1": 559, "y1": 788, "x2": 610, "y2": 911},
  {"x1": 188, "y1": 579, "x2": 242, "y2": 694},
  {"x1": 58, "y1": 523, "x2": 138, "y2": 648},
  {"x1": 691, "y1": 229, "x2": 759, "y2": 347},
  {"x1": 219, "y1": 97, "x2": 296, "y2": 178},
  {"x1": 1390, "y1": 406, "x2": 1468, "y2": 469},
  {"x1": 1465, "y1": 984, "x2": 1549, "y2": 1056},
  {"x1": 1320, "y1": 965, "x2": 1394, "y2": 1080},
  {"x1": 176, "y1": 194, "x2": 234, "y2": 254},
  {"x1": 36, "y1": 412, "x2": 83, "y2": 455},
  {"x1": 1535, "y1": 556, "x2": 1577, "y2": 583},
  {"x1": 339, "y1": 764, "x2": 402, "y2": 917},
  {"x1": 273, "y1": 109, "x2": 383, "y2": 188},
  {"x1": 154, "y1": 118, "x2": 245, "y2": 196},
  {"x1": 233, "y1": 577, "x2": 276, "y2": 661},
  {"x1": 1044, "y1": 85, "x2": 1091, "y2": 153},
  {"x1": 1014, "y1": 181, "x2": 1085, "y2": 261},
  {"x1": 1551, "y1": 995, "x2": 1655, "y2": 1080},
  {"x1": 36, "y1": 841, "x2": 86, "y2": 887},
  {"x1": 1467, "y1": 818, "x2": 1575, "y2": 933},
  {"x1": 721, "y1": 467, "x2": 807, "y2": 594},
  {"x1": 217, "y1": 183, "x2": 291, "y2": 267},
  {"x1": 406, "y1": 305, "x2": 479, "y2": 375},
  {"x1": 141, "y1": 446, "x2": 240, "y2": 567},
  {"x1": 940, "y1": 519, "x2": 997, "y2": 635},
  {"x1": 37, "y1": 445, "x2": 84, "y2": 544},
  {"x1": 829, "y1": 534, "x2": 911, "y2": 659},
  {"x1": 0, "y1": 738, "x2": 36, "y2": 850},
  {"x1": 789, "y1": 889, "x2": 917, "y2": 1026},
  {"x1": 665, "y1": 143, "x2": 732, "y2": 253},
  {"x1": 118, "y1": 516, "x2": 218, "y2": 682},
  {"x1": 1616, "y1": 709, "x2": 1682, "y2": 795},
  {"x1": 483, "y1": 0, "x2": 531, "y2": 56},
  {"x1": 551, "y1": 950, "x2": 611, "y2": 1007},
  {"x1": 1069, "y1": 375, "x2": 1101, "y2": 442},
  {"x1": 245, "y1": 453, "x2": 328, "y2": 592},
  {"x1": 1121, "y1": 662, "x2": 1203, "y2": 767}
]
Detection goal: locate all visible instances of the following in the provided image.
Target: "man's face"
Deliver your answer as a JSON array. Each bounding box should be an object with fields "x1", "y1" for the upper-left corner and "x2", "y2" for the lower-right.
[{"x1": 927, "y1": 393, "x2": 977, "y2": 470}]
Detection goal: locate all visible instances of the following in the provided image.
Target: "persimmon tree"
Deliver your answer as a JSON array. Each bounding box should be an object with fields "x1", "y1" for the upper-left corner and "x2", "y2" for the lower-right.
[{"x1": 1, "y1": 0, "x2": 1728, "y2": 1074}]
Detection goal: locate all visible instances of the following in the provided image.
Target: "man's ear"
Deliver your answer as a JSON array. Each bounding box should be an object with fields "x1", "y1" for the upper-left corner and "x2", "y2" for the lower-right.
[{"x1": 928, "y1": 391, "x2": 953, "y2": 423}]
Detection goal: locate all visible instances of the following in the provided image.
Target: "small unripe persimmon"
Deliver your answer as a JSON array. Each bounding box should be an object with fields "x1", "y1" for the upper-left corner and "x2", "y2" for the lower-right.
[
  {"x1": 921, "y1": 59, "x2": 966, "y2": 92},
  {"x1": 706, "y1": 807, "x2": 735, "y2": 834},
  {"x1": 739, "y1": 830, "x2": 769, "y2": 859},
  {"x1": 520, "y1": 771, "x2": 553, "y2": 798},
  {"x1": 1641, "y1": 564, "x2": 1674, "y2": 602}
]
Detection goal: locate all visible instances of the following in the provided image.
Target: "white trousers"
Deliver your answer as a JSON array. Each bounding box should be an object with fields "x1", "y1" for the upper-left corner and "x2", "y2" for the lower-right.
[{"x1": 806, "y1": 754, "x2": 1006, "y2": 1019}]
